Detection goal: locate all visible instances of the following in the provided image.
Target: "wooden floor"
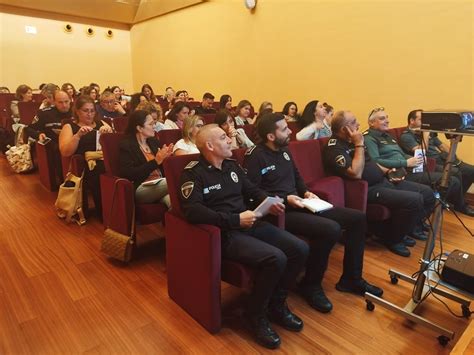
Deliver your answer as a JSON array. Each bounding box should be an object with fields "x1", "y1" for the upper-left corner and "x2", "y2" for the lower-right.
[{"x1": 1, "y1": 157, "x2": 473, "y2": 354}]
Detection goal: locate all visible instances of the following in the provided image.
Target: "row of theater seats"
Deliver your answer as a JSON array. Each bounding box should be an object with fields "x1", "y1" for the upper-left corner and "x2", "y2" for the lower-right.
[{"x1": 0, "y1": 93, "x2": 44, "y2": 129}]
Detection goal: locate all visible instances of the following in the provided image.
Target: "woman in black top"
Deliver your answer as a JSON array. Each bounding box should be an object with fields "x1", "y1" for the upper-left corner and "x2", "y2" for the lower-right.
[
  {"x1": 59, "y1": 95, "x2": 113, "y2": 216},
  {"x1": 119, "y1": 110, "x2": 173, "y2": 207}
]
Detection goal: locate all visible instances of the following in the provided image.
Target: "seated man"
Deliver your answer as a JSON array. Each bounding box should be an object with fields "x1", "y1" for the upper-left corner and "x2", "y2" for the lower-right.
[
  {"x1": 96, "y1": 90, "x2": 126, "y2": 123},
  {"x1": 194, "y1": 92, "x2": 216, "y2": 115},
  {"x1": 243, "y1": 113, "x2": 383, "y2": 314},
  {"x1": 179, "y1": 124, "x2": 309, "y2": 350},
  {"x1": 364, "y1": 107, "x2": 473, "y2": 217},
  {"x1": 324, "y1": 111, "x2": 434, "y2": 256},
  {"x1": 400, "y1": 109, "x2": 474, "y2": 196}
]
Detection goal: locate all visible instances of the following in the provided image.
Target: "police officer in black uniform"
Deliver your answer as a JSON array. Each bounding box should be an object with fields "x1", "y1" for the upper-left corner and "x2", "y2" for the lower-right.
[
  {"x1": 323, "y1": 111, "x2": 436, "y2": 257},
  {"x1": 179, "y1": 124, "x2": 309, "y2": 350},
  {"x1": 243, "y1": 113, "x2": 383, "y2": 315}
]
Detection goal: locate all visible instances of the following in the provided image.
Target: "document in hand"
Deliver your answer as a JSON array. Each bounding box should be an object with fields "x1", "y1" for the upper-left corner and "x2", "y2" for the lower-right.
[
  {"x1": 253, "y1": 196, "x2": 284, "y2": 217},
  {"x1": 141, "y1": 178, "x2": 165, "y2": 186},
  {"x1": 301, "y1": 198, "x2": 333, "y2": 213}
]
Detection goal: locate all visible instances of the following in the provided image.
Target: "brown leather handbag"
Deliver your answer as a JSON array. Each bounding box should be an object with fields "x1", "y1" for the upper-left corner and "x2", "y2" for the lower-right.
[{"x1": 101, "y1": 179, "x2": 135, "y2": 262}]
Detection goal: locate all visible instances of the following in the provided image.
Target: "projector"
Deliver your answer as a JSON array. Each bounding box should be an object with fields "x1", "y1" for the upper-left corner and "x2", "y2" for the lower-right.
[
  {"x1": 421, "y1": 111, "x2": 474, "y2": 133},
  {"x1": 441, "y1": 249, "x2": 474, "y2": 293}
]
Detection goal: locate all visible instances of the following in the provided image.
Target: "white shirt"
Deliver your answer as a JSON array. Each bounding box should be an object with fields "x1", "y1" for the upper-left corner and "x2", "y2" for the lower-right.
[
  {"x1": 173, "y1": 138, "x2": 199, "y2": 155},
  {"x1": 163, "y1": 119, "x2": 179, "y2": 130}
]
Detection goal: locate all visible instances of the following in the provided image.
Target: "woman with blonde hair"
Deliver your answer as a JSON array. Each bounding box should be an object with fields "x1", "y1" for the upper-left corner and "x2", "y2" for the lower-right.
[{"x1": 173, "y1": 115, "x2": 204, "y2": 156}]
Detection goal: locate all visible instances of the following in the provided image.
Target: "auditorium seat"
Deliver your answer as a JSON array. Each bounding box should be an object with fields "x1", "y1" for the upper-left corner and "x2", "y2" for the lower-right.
[
  {"x1": 157, "y1": 129, "x2": 182, "y2": 148},
  {"x1": 36, "y1": 141, "x2": 62, "y2": 191},
  {"x1": 200, "y1": 114, "x2": 216, "y2": 125},
  {"x1": 287, "y1": 121, "x2": 300, "y2": 141},
  {"x1": 18, "y1": 101, "x2": 41, "y2": 125}
]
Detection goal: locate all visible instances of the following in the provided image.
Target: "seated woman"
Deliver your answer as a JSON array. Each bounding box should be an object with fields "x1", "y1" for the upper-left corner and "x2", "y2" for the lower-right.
[
  {"x1": 141, "y1": 84, "x2": 159, "y2": 103},
  {"x1": 234, "y1": 99, "x2": 255, "y2": 125},
  {"x1": 282, "y1": 101, "x2": 299, "y2": 122},
  {"x1": 296, "y1": 100, "x2": 332, "y2": 140},
  {"x1": 163, "y1": 101, "x2": 190, "y2": 130},
  {"x1": 10, "y1": 84, "x2": 33, "y2": 124},
  {"x1": 61, "y1": 83, "x2": 77, "y2": 102},
  {"x1": 215, "y1": 110, "x2": 254, "y2": 149},
  {"x1": 39, "y1": 83, "x2": 59, "y2": 110},
  {"x1": 110, "y1": 85, "x2": 128, "y2": 110},
  {"x1": 257, "y1": 101, "x2": 273, "y2": 116},
  {"x1": 59, "y1": 95, "x2": 113, "y2": 216},
  {"x1": 173, "y1": 115, "x2": 204, "y2": 156},
  {"x1": 219, "y1": 94, "x2": 233, "y2": 112},
  {"x1": 83, "y1": 85, "x2": 99, "y2": 104},
  {"x1": 119, "y1": 110, "x2": 173, "y2": 208},
  {"x1": 136, "y1": 101, "x2": 165, "y2": 132}
]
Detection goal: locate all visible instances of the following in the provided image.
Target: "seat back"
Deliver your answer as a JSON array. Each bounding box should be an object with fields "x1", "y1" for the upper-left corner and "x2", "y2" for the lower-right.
[
  {"x1": 18, "y1": 101, "x2": 41, "y2": 125},
  {"x1": 239, "y1": 124, "x2": 256, "y2": 142},
  {"x1": 200, "y1": 114, "x2": 216, "y2": 125},
  {"x1": 388, "y1": 127, "x2": 406, "y2": 143},
  {"x1": 287, "y1": 121, "x2": 300, "y2": 141},
  {"x1": 288, "y1": 140, "x2": 326, "y2": 182},
  {"x1": 231, "y1": 147, "x2": 247, "y2": 166},
  {"x1": 163, "y1": 154, "x2": 200, "y2": 217},
  {"x1": 157, "y1": 129, "x2": 182, "y2": 147},
  {"x1": 100, "y1": 132, "x2": 124, "y2": 176},
  {"x1": 113, "y1": 116, "x2": 129, "y2": 133}
]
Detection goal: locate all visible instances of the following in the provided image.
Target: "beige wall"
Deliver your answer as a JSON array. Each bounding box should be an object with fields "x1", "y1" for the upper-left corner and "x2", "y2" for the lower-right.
[
  {"x1": 0, "y1": 12, "x2": 133, "y2": 93},
  {"x1": 130, "y1": 0, "x2": 473, "y2": 159}
]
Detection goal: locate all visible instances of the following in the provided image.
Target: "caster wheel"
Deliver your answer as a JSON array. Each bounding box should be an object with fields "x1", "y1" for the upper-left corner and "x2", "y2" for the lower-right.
[
  {"x1": 390, "y1": 276, "x2": 399, "y2": 285},
  {"x1": 461, "y1": 305, "x2": 471, "y2": 319},
  {"x1": 366, "y1": 300, "x2": 375, "y2": 311},
  {"x1": 438, "y1": 335, "x2": 449, "y2": 347}
]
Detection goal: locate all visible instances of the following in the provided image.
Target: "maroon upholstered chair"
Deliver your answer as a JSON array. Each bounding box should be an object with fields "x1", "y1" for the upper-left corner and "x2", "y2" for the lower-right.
[
  {"x1": 388, "y1": 127, "x2": 406, "y2": 143},
  {"x1": 238, "y1": 124, "x2": 256, "y2": 143},
  {"x1": 18, "y1": 101, "x2": 41, "y2": 125},
  {"x1": 163, "y1": 154, "x2": 256, "y2": 334},
  {"x1": 36, "y1": 141, "x2": 61, "y2": 191},
  {"x1": 157, "y1": 129, "x2": 182, "y2": 148},
  {"x1": 0, "y1": 93, "x2": 15, "y2": 130},
  {"x1": 200, "y1": 114, "x2": 216, "y2": 125},
  {"x1": 100, "y1": 133, "x2": 167, "y2": 236},
  {"x1": 287, "y1": 121, "x2": 300, "y2": 141}
]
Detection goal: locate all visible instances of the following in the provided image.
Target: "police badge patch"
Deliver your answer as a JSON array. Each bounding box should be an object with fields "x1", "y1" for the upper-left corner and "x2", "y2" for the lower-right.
[
  {"x1": 181, "y1": 181, "x2": 194, "y2": 198},
  {"x1": 335, "y1": 155, "x2": 346, "y2": 167},
  {"x1": 283, "y1": 152, "x2": 290, "y2": 161},
  {"x1": 328, "y1": 138, "x2": 337, "y2": 146},
  {"x1": 230, "y1": 171, "x2": 239, "y2": 183}
]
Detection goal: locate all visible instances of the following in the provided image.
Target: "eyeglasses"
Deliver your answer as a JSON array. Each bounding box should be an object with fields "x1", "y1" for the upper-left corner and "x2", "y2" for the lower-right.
[
  {"x1": 80, "y1": 109, "x2": 96, "y2": 114},
  {"x1": 101, "y1": 100, "x2": 115, "y2": 105},
  {"x1": 368, "y1": 107, "x2": 385, "y2": 119}
]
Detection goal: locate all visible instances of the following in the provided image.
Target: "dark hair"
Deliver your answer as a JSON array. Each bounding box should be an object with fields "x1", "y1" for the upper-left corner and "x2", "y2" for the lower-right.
[
  {"x1": 125, "y1": 110, "x2": 149, "y2": 135},
  {"x1": 254, "y1": 108, "x2": 273, "y2": 127},
  {"x1": 203, "y1": 92, "x2": 214, "y2": 100},
  {"x1": 300, "y1": 100, "x2": 319, "y2": 128},
  {"x1": 176, "y1": 90, "x2": 185, "y2": 97},
  {"x1": 130, "y1": 92, "x2": 145, "y2": 112},
  {"x1": 236, "y1": 99, "x2": 252, "y2": 116},
  {"x1": 323, "y1": 102, "x2": 333, "y2": 114},
  {"x1": 282, "y1": 102, "x2": 297, "y2": 116},
  {"x1": 15, "y1": 84, "x2": 32, "y2": 100},
  {"x1": 73, "y1": 95, "x2": 95, "y2": 120},
  {"x1": 257, "y1": 113, "x2": 286, "y2": 143},
  {"x1": 38, "y1": 83, "x2": 46, "y2": 90},
  {"x1": 110, "y1": 85, "x2": 120, "y2": 93},
  {"x1": 167, "y1": 101, "x2": 190, "y2": 122},
  {"x1": 215, "y1": 110, "x2": 234, "y2": 127},
  {"x1": 141, "y1": 84, "x2": 156, "y2": 101},
  {"x1": 83, "y1": 85, "x2": 97, "y2": 97},
  {"x1": 61, "y1": 83, "x2": 76, "y2": 97},
  {"x1": 407, "y1": 109, "x2": 422, "y2": 124},
  {"x1": 219, "y1": 94, "x2": 232, "y2": 109}
]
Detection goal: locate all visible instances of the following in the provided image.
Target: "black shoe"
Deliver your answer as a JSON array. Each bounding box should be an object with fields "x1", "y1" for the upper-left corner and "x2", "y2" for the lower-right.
[
  {"x1": 245, "y1": 313, "x2": 281, "y2": 349},
  {"x1": 268, "y1": 302, "x2": 304, "y2": 332},
  {"x1": 336, "y1": 278, "x2": 384, "y2": 298},
  {"x1": 461, "y1": 206, "x2": 474, "y2": 217},
  {"x1": 402, "y1": 236, "x2": 416, "y2": 247},
  {"x1": 422, "y1": 222, "x2": 430, "y2": 232},
  {"x1": 387, "y1": 242, "x2": 411, "y2": 257},
  {"x1": 300, "y1": 285, "x2": 333, "y2": 313},
  {"x1": 409, "y1": 231, "x2": 428, "y2": 241}
]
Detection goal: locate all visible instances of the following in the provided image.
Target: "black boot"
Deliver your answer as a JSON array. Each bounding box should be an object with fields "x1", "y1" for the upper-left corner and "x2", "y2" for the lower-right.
[
  {"x1": 245, "y1": 312, "x2": 281, "y2": 349},
  {"x1": 268, "y1": 289, "x2": 304, "y2": 331}
]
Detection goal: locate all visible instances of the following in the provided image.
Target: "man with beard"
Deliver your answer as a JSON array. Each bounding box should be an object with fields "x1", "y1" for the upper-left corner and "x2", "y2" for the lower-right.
[{"x1": 243, "y1": 113, "x2": 383, "y2": 315}]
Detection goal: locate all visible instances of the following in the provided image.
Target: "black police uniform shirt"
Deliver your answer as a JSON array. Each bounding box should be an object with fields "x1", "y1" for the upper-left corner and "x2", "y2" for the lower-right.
[
  {"x1": 323, "y1": 137, "x2": 385, "y2": 186},
  {"x1": 27, "y1": 106, "x2": 72, "y2": 141},
  {"x1": 194, "y1": 106, "x2": 216, "y2": 115},
  {"x1": 179, "y1": 155, "x2": 267, "y2": 231},
  {"x1": 242, "y1": 144, "x2": 307, "y2": 201}
]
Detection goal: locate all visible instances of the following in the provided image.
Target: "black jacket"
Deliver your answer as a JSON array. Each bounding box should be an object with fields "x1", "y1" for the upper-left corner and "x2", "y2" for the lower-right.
[{"x1": 119, "y1": 135, "x2": 162, "y2": 189}]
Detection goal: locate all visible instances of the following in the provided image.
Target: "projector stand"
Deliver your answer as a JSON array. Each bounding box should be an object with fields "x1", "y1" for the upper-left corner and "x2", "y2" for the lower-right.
[{"x1": 364, "y1": 135, "x2": 472, "y2": 347}]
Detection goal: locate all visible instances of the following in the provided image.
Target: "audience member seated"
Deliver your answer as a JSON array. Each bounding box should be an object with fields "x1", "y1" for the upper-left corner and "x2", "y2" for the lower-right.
[
  {"x1": 160, "y1": 86, "x2": 175, "y2": 104},
  {"x1": 173, "y1": 115, "x2": 203, "y2": 156},
  {"x1": 136, "y1": 101, "x2": 165, "y2": 132},
  {"x1": 219, "y1": 94, "x2": 233, "y2": 112},
  {"x1": 164, "y1": 102, "x2": 190, "y2": 130},
  {"x1": 61, "y1": 83, "x2": 77, "y2": 102},
  {"x1": 215, "y1": 110, "x2": 254, "y2": 149},
  {"x1": 282, "y1": 101, "x2": 299, "y2": 122},
  {"x1": 400, "y1": 109, "x2": 474, "y2": 196},
  {"x1": 194, "y1": 92, "x2": 217, "y2": 115},
  {"x1": 83, "y1": 85, "x2": 99, "y2": 103},
  {"x1": 253, "y1": 108, "x2": 273, "y2": 130},
  {"x1": 130, "y1": 92, "x2": 148, "y2": 112},
  {"x1": 10, "y1": 84, "x2": 33, "y2": 124},
  {"x1": 0, "y1": 86, "x2": 10, "y2": 93},
  {"x1": 175, "y1": 90, "x2": 186, "y2": 102},
  {"x1": 179, "y1": 123, "x2": 308, "y2": 349},
  {"x1": 258, "y1": 101, "x2": 273, "y2": 116},
  {"x1": 110, "y1": 85, "x2": 128, "y2": 110},
  {"x1": 39, "y1": 83, "x2": 59, "y2": 110},
  {"x1": 141, "y1": 83, "x2": 158, "y2": 103},
  {"x1": 59, "y1": 95, "x2": 113, "y2": 216},
  {"x1": 296, "y1": 100, "x2": 331, "y2": 140},
  {"x1": 323, "y1": 102, "x2": 334, "y2": 123},
  {"x1": 96, "y1": 90, "x2": 126, "y2": 120},
  {"x1": 119, "y1": 110, "x2": 173, "y2": 208},
  {"x1": 234, "y1": 99, "x2": 255, "y2": 125},
  {"x1": 324, "y1": 111, "x2": 434, "y2": 256},
  {"x1": 364, "y1": 107, "x2": 474, "y2": 217},
  {"x1": 244, "y1": 112, "x2": 383, "y2": 312},
  {"x1": 89, "y1": 83, "x2": 101, "y2": 96}
]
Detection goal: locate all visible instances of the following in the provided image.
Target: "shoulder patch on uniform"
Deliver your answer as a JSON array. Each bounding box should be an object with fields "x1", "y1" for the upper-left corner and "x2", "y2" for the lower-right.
[
  {"x1": 328, "y1": 138, "x2": 337, "y2": 146},
  {"x1": 40, "y1": 107, "x2": 52, "y2": 111},
  {"x1": 335, "y1": 155, "x2": 347, "y2": 167},
  {"x1": 362, "y1": 130, "x2": 369, "y2": 135},
  {"x1": 245, "y1": 145, "x2": 257, "y2": 156},
  {"x1": 181, "y1": 181, "x2": 194, "y2": 199},
  {"x1": 184, "y1": 161, "x2": 198, "y2": 169}
]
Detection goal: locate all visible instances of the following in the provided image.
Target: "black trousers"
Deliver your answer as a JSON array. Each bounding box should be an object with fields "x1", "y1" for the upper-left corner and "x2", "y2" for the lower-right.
[
  {"x1": 435, "y1": 162, "x2": 474, "y2": 195},
  {"x1": 407, "y1": 171, "x2": 464, "y2": 211},
  {"x1": 368, "y1": 179, "x2": 434, "y2": 244},
  {"x1": 285, "y1": 206, "x2": 366, "y2": 287},
  {"x1": 222, "y1": 221, "x2": 309, "y2": 315}
]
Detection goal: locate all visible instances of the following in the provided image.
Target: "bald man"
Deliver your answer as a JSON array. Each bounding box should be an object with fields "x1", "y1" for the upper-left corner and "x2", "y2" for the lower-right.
[{"x1": 179, "y1": 124, "x2": 309, "y2": 350}]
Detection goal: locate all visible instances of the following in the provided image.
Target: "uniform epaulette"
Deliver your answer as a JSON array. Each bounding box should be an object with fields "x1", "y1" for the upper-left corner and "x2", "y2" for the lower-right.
[
  {"x1": 40, "y1": 107, "x2": 52, "y2": 111},
  {"x1": 184, "y1": 160, "x2": 199, "y2": 169},
  {"x1": 362, "y1": 130, "x2": 369, "y2": 135},
  {"x1": 245, "y1": 145, "x2": 257, "y2": 156},
  {"x1": 328, "y1": 138, "x2": 337, "y2": 146}
]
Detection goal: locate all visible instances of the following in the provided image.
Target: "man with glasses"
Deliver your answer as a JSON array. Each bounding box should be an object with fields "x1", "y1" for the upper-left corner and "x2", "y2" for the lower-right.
[
  {"x1": 324, "y1": 111, "x2": 432, "y2": 257},
  {"x1": 364, "y1": 107, "x2": 473, "y2": 217},
  {"x1": 97, "y1": 90, "x2": 126, "y2": 120}
]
